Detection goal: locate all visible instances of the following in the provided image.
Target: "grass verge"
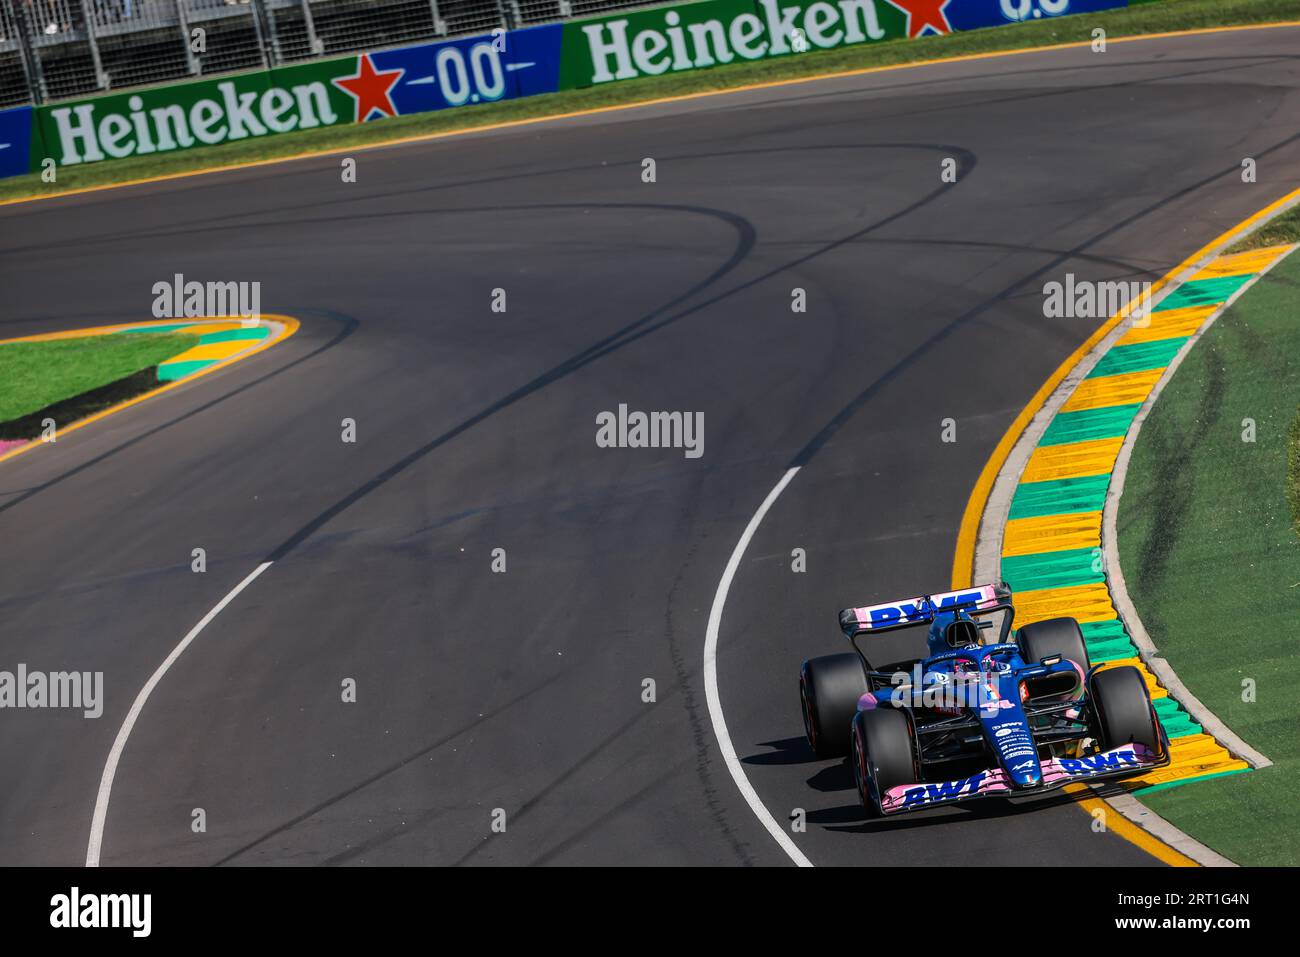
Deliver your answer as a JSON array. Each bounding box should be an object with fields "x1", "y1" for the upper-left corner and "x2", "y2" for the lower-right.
[
  {"x1": 1228, "y1": 202, "x2": 1300, "y2": 252},
  {"x1": 0, "y1": 332, "x2": 197, "y2": 437},
  {"x1": 1289, "y1": 408, "x2": 1300, "y2": 538},
  {"x1": 3, "y1": 0, "x2": 1299, "y2": 202},
  {"x1": 1116, "y1": 248, "x2": 1300, "y2": 866}
]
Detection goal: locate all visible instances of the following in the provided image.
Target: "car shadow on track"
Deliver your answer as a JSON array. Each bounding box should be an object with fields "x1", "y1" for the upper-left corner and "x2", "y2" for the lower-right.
[
  {"x1": 742, "y1": 738, "x2": 874, "y2": 794},
  {"x1": 741, "y1": 737, "x2": 821, "y2": 766}
]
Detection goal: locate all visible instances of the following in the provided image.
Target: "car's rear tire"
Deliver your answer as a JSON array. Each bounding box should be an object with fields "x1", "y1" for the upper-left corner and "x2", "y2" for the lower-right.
[
  {"x1": 851, "y1": 708, "x2": 918, "y2": 817},
  {"x1": 799, "y1": 654, "x2": 867, "y2": 758},
  {"x1": 1089, "y1": 665, "x2": 1163, "y2": 756},
  {"x1": 1017, "y1": 616, "x2": 1090, "y2": 671}
]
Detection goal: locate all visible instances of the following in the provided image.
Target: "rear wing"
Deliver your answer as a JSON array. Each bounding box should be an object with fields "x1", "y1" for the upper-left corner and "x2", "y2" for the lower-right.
[{"x1": 838, "y1": 582, "x2": 1012, "y2": 639}]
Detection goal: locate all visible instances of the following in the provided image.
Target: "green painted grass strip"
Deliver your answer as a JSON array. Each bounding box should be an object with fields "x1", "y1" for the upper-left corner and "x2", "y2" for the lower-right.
[
  {"x1": 1161, "y1": 714, "x2": 1204, "y2": 739},
  {"x1": 1154, "y1": 696, "x2": 1203, "y2": 739},
  {"x1": 1154, "y1": 274, "x2": 1253, "y2": 311},
  {"x1": 1008, "y1": 474, "x2": 1111, "y2": 520},
  {"x1": 1039, "y1": 403, "x2": 1142, "y2": 446},
  {"x1": 1079, "y1": 619, "x2": 1138, "y2": 662},
  {"x1": 117, "y1": 323, "x2": 201, "y2": 335},
  {"x1": 1087, "y1": 338, "x2": 1188, "y2": 379},
  {"x1": 1088, "y1": 638, "x2": 1139, "y2": 662},
  {"x1": 1079, "y1": 619, "x2": 1129, "y2": 642},
  {"x1": 199, "y1": 327, "x2": 270, "y2": 344},
  {"x1": 1002, "y1": 547, "x2": 1103, "y2": 592},
  {"x1": 157, "y1": 360, "x2": 215, "y2": 382},
  {"x1": 1156, "y1": 710, "x2": 1202, "y2": 738},
  {"x1": 1131, "y1": 767, "x2": 1251, "y2": 796}
]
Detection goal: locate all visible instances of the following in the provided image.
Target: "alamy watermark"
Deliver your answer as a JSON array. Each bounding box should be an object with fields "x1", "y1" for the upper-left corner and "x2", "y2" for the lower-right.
[
  {"x1": 0, "y1": 665, "x2": 102, "y2": 718},
  {"x1": 152, "y1": 273, "x2": 260, "y2": 322},
  {"x1": 885, "y1": 663, "x2": 1002, "y2": 712},
  {"x1": 50, "y1": 887, "x2": 150, "y2": 937},
  {"x1": 596, "y1": 404, "x2": 704, "y2": 458},
  {"x1": 1043, "y1": 274, "x2": 1151, "y2": 322}
]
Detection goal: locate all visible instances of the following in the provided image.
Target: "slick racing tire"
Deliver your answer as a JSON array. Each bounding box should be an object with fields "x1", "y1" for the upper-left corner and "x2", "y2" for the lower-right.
[
  {"x1": 1089, "y1": 665, "x2": 1163, "y2": 756},
  {"x1": 851, "y1": 708, "x2": 918, "y2": 818},
  {"x1": 799, "y1": 654, "x2": 868, "y2": 759},
  {"x1": 1017, "y1": 616, "x2": 1091, "y2": 671}
]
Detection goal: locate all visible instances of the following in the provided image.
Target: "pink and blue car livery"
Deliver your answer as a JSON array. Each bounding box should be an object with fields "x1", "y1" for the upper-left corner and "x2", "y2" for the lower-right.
[
  {"x1": 882, "y1": 743, "x2": 1158, "y2": 814},
  {"x1": 842, "y1": 585, "x2": 1164, "y2": 815}
]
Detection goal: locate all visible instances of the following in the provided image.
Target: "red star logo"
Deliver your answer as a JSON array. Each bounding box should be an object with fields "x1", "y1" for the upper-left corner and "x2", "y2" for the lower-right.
[
  {"x1": 332, "y1": 54, "x2": 404, "y2": 123},
  {"x1": 884, "y1": 0, "x2": 954, "y2": 39}
]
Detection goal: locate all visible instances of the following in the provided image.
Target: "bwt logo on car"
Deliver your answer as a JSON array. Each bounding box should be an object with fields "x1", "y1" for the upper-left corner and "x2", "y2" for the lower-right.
[
  {"x1": 867, "y1": 590, "x2": 984, "y2": 626},
  {"x1": 1061, "y1": 750, "x2": 1139, "y2": 775},
  {"x1": 901, "y1": 771, "x2": 987, "y2": 808}
]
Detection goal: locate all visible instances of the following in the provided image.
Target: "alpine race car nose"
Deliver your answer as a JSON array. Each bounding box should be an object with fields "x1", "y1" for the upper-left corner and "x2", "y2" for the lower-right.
[
  {"x1": 987, "y1": 717, "x2": 1042, "y2": 787},
  {"x1": 1007, "y1": 754, "x2": 1043, "y2": 788}
]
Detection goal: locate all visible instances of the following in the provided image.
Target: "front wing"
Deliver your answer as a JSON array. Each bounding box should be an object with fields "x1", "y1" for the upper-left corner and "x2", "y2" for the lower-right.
[{"x1": 879, "y1": 743, "x2": 1169, "y2": 815}]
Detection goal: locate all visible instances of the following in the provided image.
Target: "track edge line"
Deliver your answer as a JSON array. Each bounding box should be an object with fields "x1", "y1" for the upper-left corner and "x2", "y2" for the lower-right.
[
  {"x1": 704, "y1": 466, "x2": 813, "y2": 867},
  {"x1": 86, "y1": 561, "x2": 274, "y2": 867}
]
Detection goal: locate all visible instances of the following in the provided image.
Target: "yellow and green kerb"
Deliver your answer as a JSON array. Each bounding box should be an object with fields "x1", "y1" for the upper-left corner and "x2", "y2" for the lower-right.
[
  {"x1": 114, "y1": 319, "x2": 274, "y2": 381},
  {"x1": 0, "y1": 314, "x2": 298, "y2": 468},
  {"x1": 6, "y1": 316, "x2": 281, "y2": 382},
  {"x1": 1000, "y1": 245, "x2": 1296, "y2": 793}
]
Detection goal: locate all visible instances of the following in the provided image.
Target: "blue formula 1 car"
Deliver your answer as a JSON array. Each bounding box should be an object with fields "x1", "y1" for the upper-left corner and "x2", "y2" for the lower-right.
[{"x1": 798, "y1": 582, "x2": 1170, "y2": 816}]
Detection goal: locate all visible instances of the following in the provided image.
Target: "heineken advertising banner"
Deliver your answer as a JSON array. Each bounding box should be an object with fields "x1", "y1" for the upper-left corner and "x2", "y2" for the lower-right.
[
  {"x1": 0, "y1": 1, "x2": 1125, "y2": 180},
  {"x1": 557, "y1": 0, "x2": 1127, "y2": 87},
  {"x1": 29, "y1": 23, "x2": 563, "y2": 171}
]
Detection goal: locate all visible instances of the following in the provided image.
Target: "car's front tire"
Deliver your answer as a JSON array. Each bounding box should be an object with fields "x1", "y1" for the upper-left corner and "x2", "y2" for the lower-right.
[
  {"x1": 1089, "y1": 665, "x2": 1163, "y2": 757},
  {"x1": 851, "y1": 708, "x2": 918, "y2": 817},
  {"x1": 799, "y1": 654, "x2": 868, "y2": 758}
]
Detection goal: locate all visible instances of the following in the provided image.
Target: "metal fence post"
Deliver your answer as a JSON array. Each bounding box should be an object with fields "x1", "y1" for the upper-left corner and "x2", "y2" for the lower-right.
[
  {"x1": 175, "y1": 0, "x2": 200, "y2": 77},
  {"x1": 427, "y1": 0, "x2": 446, "y2": 37},
  {"x1": 13, "y1": 0, "x2": 47, "y2": 104},
  {"x1": 250, "y1": 0, "x2": 274, "y2": 68},
  {"x1": 79, "y1": 0, "x2": 109, "y2": 89},
  {"x1": 299, "y1": 0, "x2": 322, "y2": 56},
  {"x1": 494, "y1": 0, "x2": 513, "y2": 31}
]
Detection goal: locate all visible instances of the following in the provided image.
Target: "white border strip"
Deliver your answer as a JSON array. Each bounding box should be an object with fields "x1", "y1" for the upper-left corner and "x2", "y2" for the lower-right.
[
  {"x1": 86, "y1": 561, "x2": 273, "y2": 867},
  {"x1": 704, "y1": 466, "x2": 813, "y2": 867}
]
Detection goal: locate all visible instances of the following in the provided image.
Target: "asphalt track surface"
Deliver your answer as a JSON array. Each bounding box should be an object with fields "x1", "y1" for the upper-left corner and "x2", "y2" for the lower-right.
[{"x1": 2, "y1": 26, "x2": 1299, "y2": 867}]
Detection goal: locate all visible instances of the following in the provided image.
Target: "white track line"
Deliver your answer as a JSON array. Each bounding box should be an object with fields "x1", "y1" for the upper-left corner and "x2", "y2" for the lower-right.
[
  {"x1": 86, "y1": 561, "x2": 273, "y2": 867},
  {"x1": 703, "y1": 466, "x2": 813, "y2": 867}
]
